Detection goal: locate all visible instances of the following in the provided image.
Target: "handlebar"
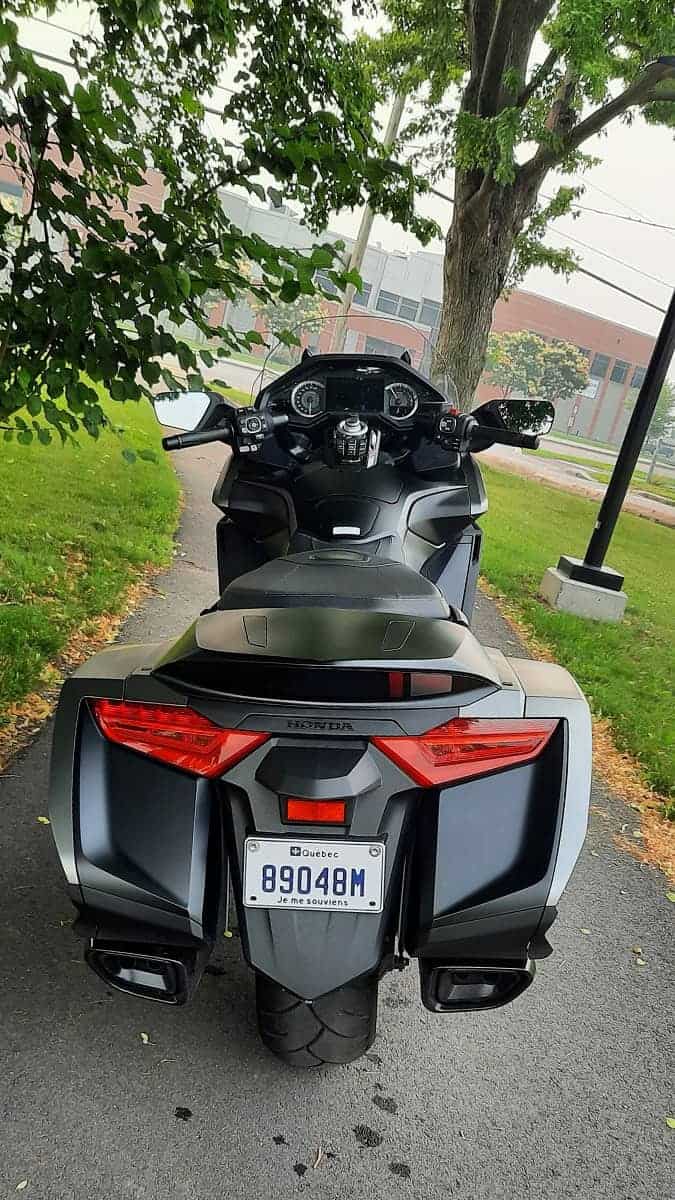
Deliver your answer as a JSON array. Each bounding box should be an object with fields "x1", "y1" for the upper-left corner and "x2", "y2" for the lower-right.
[
  {"x1": 470, "y1": 422, "x2": 540, "y2": 450},
  {"x1": 162, "y1": 427, "x2": 232, "y2": 451},
  {"x1": 162, "y1": 412, "x2": 289, "y2": 454}
]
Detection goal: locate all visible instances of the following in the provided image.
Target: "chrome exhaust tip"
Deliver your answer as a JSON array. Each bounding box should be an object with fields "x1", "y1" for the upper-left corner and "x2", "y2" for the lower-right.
[
  {"x1": 86, "y1": 942, "x2": 199, "y2": 1005},
  {"x1": 420, "y1": 960, "x2": 535, "y2": 1012}
]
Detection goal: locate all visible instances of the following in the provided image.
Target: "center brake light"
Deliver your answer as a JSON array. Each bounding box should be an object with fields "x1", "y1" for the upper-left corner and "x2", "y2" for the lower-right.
[
  {"x1": 372, "y1": 718, "x2": 558, "y2": 786},
  {"x1": 90, "y1": 699, "x2": 269, "y2": 778}
]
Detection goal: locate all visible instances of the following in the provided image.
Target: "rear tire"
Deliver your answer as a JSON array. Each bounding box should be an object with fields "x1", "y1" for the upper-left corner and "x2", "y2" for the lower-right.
[{"x1": 255, "y1": 973, "x2": 378, "y2": 1067}]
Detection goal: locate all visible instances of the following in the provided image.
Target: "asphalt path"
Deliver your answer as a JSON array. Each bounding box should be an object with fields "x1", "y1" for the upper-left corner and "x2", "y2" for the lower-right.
[{"x1": 1, "y1": 444, "x2": 673, "y2": 1200}]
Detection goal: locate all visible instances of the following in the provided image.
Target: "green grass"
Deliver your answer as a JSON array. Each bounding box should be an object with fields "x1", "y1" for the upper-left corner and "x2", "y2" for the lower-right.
[
  {"x1": 525, "y1": 447, "x2": 675, "y2": 503},
  {"x1": 0, "y1": 396, "x2": 180, "y2": 714},
  {"x1": 479, "y1": 464, "x2": 675, "y2": 797}
]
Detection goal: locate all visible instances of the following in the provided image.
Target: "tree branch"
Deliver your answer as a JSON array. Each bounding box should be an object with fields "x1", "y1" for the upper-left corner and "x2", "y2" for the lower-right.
[
  {"x1": 462, "y1": 0, "x2": 497, "y2": 114},
  {"x1": 476, "y1": 0, "x2": 521, "y2": 116},
  {"x1": 516, "y1": 46, "x2": 559, "y2": 109},
  {"x1": 523, "y1": 58, "x2": 675, "y2": 178}
]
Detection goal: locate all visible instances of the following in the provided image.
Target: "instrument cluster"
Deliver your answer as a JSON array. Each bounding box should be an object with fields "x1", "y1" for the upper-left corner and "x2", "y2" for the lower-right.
[{"x1": 278, "y1": 366, "x2": 428, "y2": 426}]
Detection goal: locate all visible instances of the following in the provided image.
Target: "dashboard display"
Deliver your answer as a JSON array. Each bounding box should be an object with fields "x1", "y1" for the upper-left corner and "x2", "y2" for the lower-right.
[
  {"x1": 325, "y1": 371, "x2": 384, "y2": 412},
  {"x1": 291, "y1": 380, "x2": 325, "y2": 418}
]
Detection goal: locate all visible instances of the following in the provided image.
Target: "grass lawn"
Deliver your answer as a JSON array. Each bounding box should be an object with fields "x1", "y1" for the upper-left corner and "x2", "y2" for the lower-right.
[
  {"x1": 479, "y1": 464, "x2": 675, "y2": 798},
  {"x1": 0, "y1": 396, "x2": 180, "y2": 716}
]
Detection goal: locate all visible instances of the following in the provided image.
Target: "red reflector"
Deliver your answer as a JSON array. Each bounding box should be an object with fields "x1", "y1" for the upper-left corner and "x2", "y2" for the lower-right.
[
  {"x1": 372, "y1": 718, "x2": 558, "y2": 786},
  {"x1": 286, "y1": 798, "x2": 347, "y2": 824},
  {"x1": 90, "y1": 699, "x2": 268, "y2": 778}
]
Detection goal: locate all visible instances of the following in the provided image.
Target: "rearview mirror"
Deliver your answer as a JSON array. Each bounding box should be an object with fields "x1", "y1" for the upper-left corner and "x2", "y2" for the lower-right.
[
  {"x1": 473, "y1": 397, "x2": 555, "y2": 436},
  {"x1": 152, "y1": 390, "x2": 211, "y2": 432}
]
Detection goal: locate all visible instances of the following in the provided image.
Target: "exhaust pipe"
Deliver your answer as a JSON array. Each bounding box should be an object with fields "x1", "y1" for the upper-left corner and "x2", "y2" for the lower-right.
[
  {"x1": 86, "y1": 941, "x2": 207, "y2": 1005},
  {"x1": 420, "y1": 960, "x2": 535, "y2": 1013}
]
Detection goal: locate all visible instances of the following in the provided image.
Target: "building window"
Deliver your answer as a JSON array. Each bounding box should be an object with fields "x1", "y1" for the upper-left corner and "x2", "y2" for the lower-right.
[
  {"x1": 314, "y1": 269, "x2": 338, "y2": 296},
  {"x1": 352, "y1": 281, "x2": 372, "y2": 307},
  {"x1": 418, "y1": 298, "x2": 441, "y2": 328},
  {"x1": 589, "y1": 352, "x2": 610, "y2": 379},
  {"x1": 398, "y1": 296, "x2": 419, "y2": 322},
  {"x1": 610, "y1": 360, "x2": 629, "y2": 384},
  {"x1": 631, "y1": 365, "x2": 647, "y2": 389},
  {"x1": 375, "y1": 289, "x2": 400, "y2": 315}
]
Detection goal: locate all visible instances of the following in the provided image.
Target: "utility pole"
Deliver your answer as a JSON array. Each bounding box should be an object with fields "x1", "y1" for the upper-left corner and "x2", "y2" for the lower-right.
[
  {"x1": 329, "y1": 93, "x2": 407, "y2": 354},
  {"x1": 541, "y1": 286, "x2": 675, "y2": 621}
]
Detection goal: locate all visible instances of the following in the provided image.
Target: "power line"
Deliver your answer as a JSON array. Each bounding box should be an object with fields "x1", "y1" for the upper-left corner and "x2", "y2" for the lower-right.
[
  {"x1": 540, "y1": 193, "x2": 675, "y2": 232},
  {"x1": 546, "y1": 226, "x2": 673, "y2": 289},
  {"x1": 428, "y1": 184, "x2": 669, "y2": 310}
]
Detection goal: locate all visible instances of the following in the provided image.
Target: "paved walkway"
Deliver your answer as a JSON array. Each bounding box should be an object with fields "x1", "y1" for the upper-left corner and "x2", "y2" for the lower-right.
[{"x1": 1, "y1": 444, "x2": 672, "y2": 1200}]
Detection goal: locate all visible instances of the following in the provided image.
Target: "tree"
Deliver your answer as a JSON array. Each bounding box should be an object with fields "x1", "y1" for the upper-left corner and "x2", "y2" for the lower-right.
[
  {"x1": 249, "y1": 290, "x2": 325, "y2": 363},
  {"x1": 644, "y1": 380, "x2": 675, "y2": 441},
  {"x1": 0, "y1": 2, "x2": 434, "y2": 444},
  {"x1": 539, "y1": 339, "x2": 589, "y2": 407},
  {"x1": 485, "y1": 330, "x2": 588, "y2": 409},
  {"x1": 485, "y1": 330, "x2": 547, "y2": 398},
  {"x1": 368, "y1": 2, "x2": 675, "y2": 409}
]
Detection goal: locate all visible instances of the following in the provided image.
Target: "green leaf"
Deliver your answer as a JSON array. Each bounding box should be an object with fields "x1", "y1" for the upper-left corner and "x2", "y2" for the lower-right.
[
  {"x1": 18, "y1": 367, "x2": 31, "y2": 391},
  {"x1": 180, "y1": 89, "x2": 204, "y2": 117},
  {"x1": 310, "y1": 247, "x2": 335, "y2": 268},
  {"x1": 26, "y1": 394, "x2": 42, "y2": 416},
  {"x1": 667, "y1": 892, "x2": 675, "y2": 903},
  {"x1": 245, "y1": 330, "x2": 265, "y2": 346},
  {"x1": 666, "y1": 1117, "x2": 675, "y2": 1129},
  {"x1": 122, "y1": 448, "x2": 137, "y2": 464},
  {"x1": 137, "y1": 447, "x2": 158, "y2": 462},
  {"x1": 176, "y1": 269, "x2": 191, "y2": 298},
  {"x1": 279, "y1": 279, "x2": 301, "y2": 303},
  {"x1": 17, "y1": 429, "x2": 33, "y2": 445},
  {"x1": 37, "y1": 426, "x2": 52, "y2": 445}
]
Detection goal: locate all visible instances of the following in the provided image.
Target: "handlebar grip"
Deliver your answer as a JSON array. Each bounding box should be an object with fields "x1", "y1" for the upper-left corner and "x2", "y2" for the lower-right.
[
  {"x1": 471, "y1": 423, "x2": 540, "y2": 450},
  {"x1": 162, "y1": 427, "x2": 231, "y2": 451}
]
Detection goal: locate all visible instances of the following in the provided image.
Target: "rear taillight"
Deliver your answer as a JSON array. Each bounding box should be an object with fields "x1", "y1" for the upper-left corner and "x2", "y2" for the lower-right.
[
  {"x1": 90, "y1": 699, "x2": 268, "y2": 778},
  {"x1": 372, "y1": 718, "x2": 557, "y2": 786},
  {"x1": 285, "y1": 798, "x2": 347, "y2": 824}
]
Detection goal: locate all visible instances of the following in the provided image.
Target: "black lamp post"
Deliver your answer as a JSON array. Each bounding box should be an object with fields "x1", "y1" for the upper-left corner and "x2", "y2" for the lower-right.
[{"x1": 555, "y1": 286, "x2": 675, "y2": 594}]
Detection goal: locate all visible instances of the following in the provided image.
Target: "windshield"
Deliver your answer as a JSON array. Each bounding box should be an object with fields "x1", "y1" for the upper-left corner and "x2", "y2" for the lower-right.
[{"x1": 244, "y1": 311, "x2": 457, "y2": 405}]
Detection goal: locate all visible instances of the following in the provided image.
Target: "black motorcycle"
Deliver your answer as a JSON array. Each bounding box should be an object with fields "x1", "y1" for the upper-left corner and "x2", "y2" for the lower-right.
[{"x1": 49, "y1": 332, "x2": 591, "y2": 1067}]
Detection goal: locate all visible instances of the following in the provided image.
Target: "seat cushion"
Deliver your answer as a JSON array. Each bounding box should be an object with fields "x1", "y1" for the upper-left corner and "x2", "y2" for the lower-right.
[{"x1": 217, "y1": 550, "x2": 449, "y2": 619}]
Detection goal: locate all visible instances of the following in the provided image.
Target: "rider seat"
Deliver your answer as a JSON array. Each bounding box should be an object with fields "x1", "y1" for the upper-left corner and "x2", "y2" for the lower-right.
[{"x1": 217, "y1": 550, "x2": 449, "y2": 620}]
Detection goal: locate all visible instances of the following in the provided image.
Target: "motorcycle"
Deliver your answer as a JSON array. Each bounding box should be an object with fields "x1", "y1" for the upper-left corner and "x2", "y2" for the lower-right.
[{"x1": 49, "y1": 319, "x2": 591, "y2": 1066}]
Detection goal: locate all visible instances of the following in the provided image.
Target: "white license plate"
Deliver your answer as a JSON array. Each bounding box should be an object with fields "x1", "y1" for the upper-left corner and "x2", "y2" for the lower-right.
[{"x1": 243, "y1": 837, "x2": 385, "y2": 913}]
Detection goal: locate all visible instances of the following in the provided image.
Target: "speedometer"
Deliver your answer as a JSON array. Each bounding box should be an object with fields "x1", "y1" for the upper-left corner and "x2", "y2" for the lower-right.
[
  {"x1": 291, "y1": 380, "x2": 325, "y2": 419},
  {"x1": 384, "y1": 381, "x2": 418, "y2": 421}
]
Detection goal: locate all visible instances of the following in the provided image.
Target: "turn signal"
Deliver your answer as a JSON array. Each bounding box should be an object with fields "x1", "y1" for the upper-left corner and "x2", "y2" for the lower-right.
[
  {"x1": 372, "y1": 718, "x2": 557, "y2": 786},
  {"x1": 90, "y1": 699, "x2": 269, "y2": 778}
]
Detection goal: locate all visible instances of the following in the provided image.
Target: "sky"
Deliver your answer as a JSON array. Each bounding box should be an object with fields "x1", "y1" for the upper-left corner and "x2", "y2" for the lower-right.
[{"x1": 15, "y1": 5, "x2": 675, "y2": 343}]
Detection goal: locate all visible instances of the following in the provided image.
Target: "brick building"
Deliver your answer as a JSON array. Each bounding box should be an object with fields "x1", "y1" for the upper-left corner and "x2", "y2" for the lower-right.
[{"x1": 217, "y1": 192, "x2": 655, "y2": 445}]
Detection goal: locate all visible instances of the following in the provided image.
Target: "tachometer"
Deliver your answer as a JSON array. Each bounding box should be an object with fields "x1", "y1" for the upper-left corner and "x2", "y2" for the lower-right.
[
  {"x1": 290, "y1": 380, "x2": 325, "y2": 419},
  {"x1": 384, "y1": 381, "x2": 418, "y2": 421}
]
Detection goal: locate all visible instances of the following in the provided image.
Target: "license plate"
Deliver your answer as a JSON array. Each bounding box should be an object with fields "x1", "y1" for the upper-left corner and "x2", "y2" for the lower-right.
[{"x1": 243, "y1": 837, "x2": 385, "y2": 913}]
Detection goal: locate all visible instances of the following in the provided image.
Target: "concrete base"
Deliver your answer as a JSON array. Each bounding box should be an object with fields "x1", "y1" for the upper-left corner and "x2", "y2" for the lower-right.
[{"x1": 540, "y1": 567, "x2": 627, "y2": 622}]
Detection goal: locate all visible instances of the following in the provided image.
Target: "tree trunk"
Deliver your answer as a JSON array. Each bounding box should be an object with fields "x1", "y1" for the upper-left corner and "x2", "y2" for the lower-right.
[{"x1": 431, "y1": 174, "x2": 538, "y2": 411}]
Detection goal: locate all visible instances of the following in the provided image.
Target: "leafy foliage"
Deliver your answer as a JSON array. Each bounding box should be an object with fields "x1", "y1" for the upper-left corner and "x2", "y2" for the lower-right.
[
  {"x1": 368, "y1": 1, "x2": 675, "y2": 407},
  {"x1": 486, "y1": 330, "x2": 589, "y2": 407},
  {"x1": 0, "y1": 1, "x2": 433, "y2": 442}
]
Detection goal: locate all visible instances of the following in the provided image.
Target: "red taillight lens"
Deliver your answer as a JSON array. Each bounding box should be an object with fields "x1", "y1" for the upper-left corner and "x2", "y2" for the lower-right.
[
  {"x1": 372, "y1": 718, "x2": 558, "y2": 786},
  {"x1": 285, "y1": 798, "x2": 347, "y2": 824},
  {"x1": 90, "y1": 699, "x2": 269, "y2": 778}
]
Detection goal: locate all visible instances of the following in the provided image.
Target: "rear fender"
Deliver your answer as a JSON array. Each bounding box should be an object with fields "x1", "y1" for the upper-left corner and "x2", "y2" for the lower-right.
[{"x1": 222, "y1": 738, "x2": 418, "y2": 999}]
